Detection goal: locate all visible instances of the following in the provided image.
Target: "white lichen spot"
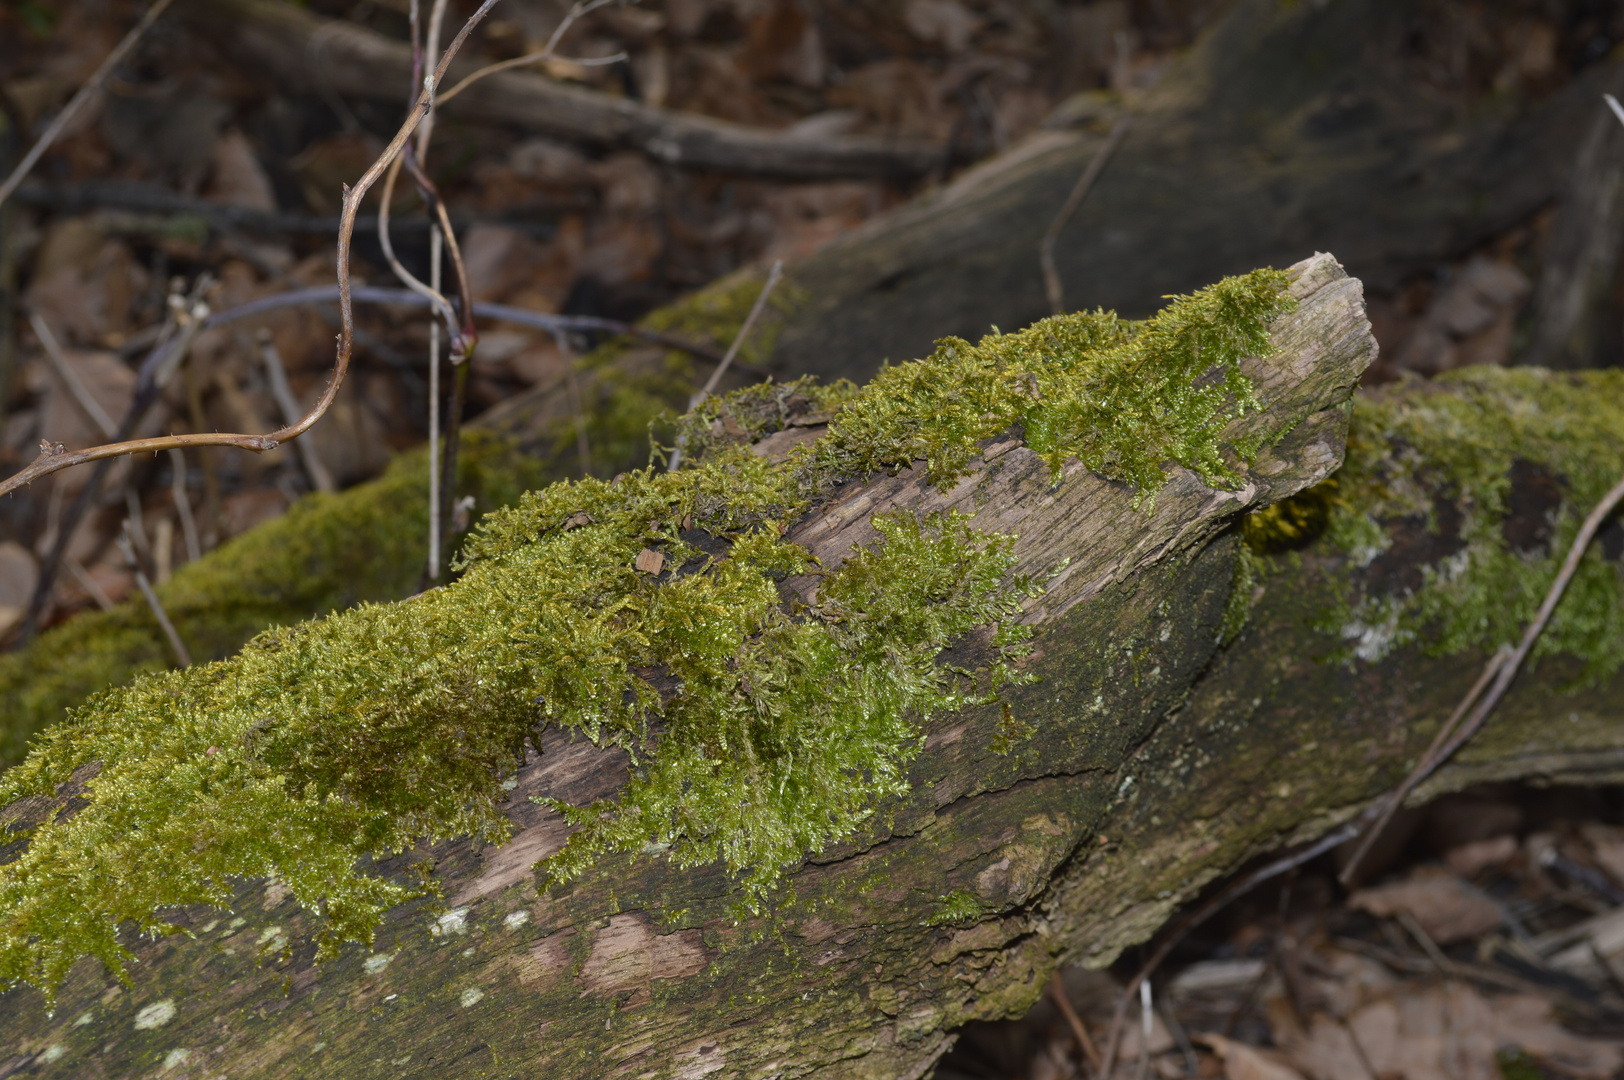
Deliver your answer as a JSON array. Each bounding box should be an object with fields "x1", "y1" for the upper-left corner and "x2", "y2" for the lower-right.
[
  {"x1": 460, "y1": 987, "x2": 485, "y2": 1008},
  {"x1": 39, "y1": 1045, "x2": 64, "y2": 1063},
  {"x1": 383, "y1": 994, "x2": 398, "y2": 1002},
  {"x1": 226, "y1": 918, "x2": 246, "y2": 931},
  {"x1": 503, "y1": 910, "x2": 531, "y2": 930},
  {"x1": 72, "y1": 1010, "x2": 94, "y2": 1027},
  {"x1": 133, "y1": 999, "x2": 177, "y2": 1030},
  {"x1": 162, "y1": 1048, "x2": 191, "y2": 1071},
  {"x1": 461, "y1": 946, "x2": 475, "y2": 957},
  {"x1": 313, "y1": 1041, "x2": 327, "y2": 1052},
  {"x1": 255, "y1": 926, "x2": 288, "y2": 951},
  {"x1": 501, "y1": 777, "x2": 519, "y2": 791},
  {"x1": 262, "y1": 878, "x2": 290, "y2": 909},
  {"x1": 363, "y1": 952, "x2": 395, "y2": 974},
  {"x1": 432, "y1": 907, "x2": 470, "y2": 936},
  {"x1": 1342, "y1": 609, "x2": 1401, "y2": 663},
  {"x1": 199, "y1": 920, "x2": 218, "y2": 934}
]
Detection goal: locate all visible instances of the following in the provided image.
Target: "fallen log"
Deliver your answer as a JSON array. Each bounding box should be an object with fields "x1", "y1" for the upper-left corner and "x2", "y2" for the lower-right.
[
  {"x1": 186, "y1": 0, "x2": 944, "y2": 182},
  {"x1": 6, "y1": 256, "x2": 1620, "y2": 1078}
]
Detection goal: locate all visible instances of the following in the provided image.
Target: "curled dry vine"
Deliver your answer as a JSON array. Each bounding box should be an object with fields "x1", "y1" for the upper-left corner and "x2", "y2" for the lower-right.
[{"x1": 0, "y1": 0, "x2": 508, "y2": 503}]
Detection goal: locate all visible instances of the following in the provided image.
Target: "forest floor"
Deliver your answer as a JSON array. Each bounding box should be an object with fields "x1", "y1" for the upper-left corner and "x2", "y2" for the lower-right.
[{"x1": 4, "y1": 3, "x2": 1624, "y2": 1079}]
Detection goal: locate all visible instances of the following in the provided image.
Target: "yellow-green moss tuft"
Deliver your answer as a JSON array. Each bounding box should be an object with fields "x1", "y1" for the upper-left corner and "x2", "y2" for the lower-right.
[{"x1": 0, "y1": 432, "x2": 553, "y2": 770}]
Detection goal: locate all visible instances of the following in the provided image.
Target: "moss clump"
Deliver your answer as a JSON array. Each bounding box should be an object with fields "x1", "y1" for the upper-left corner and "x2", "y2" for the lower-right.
[
  {"x1": 1304, "y1": 367, "x2": 1624, "y2": 680},
  {"x1": 0, "y1": 432, "x2": 553, "y2": 770},
  {"x1": 0, "y1": 268, "x2": 1292, "y2": 1004}
]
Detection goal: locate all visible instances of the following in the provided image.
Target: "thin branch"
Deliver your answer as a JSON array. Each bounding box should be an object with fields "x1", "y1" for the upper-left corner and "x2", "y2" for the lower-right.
[
  {"x1": 31, "y1": 313, "x2": 117, "y2": 438},
  {"x1": 1340, "y1": 470, "x2": 1624, "y2": 884},
  {"x1": 15, "y1": 283, "x2": 210, "y2": 645},
  {"x1": 667, "y1": 261, "x2": 785, "y2": 471},
  {"x1": 435, "y1": 0, "x2": 626, "y2": 108},
  {"x1": 1040, "y1": 117, "x2": 1130, "y2": 316},
  {"x1": 427, "y1": 225, "x2": 444, "y2": 581},
  {"x1": 1097, "y1": 818, "x2": 1366, "y2": 1073},
  {"x1": 118, "y1": 523, "x2": 190, "y2": 668},
  {"x1": 1337, "y1": 645, "x2": 1510, "y2": 885},
  {"x1": 0, "y1": 0, "x2": 507, "y2": 503},
  {"x1": 0, "y1": 0, "x2": 179, "y2": 210},
  {"x1": 694, "y1": 260, "x2": 784, "y2": 406},
  {"x1": 1048, "y1": 970, "x2": 1102, "y2": 1076},
  {"x1": 256, "y1": 332, "x2": 336, "y2": 494},
  {"x1": 167, "y1": 449, "x2": 201, "y2": 565},
  {"x1": 64, "y1": 556, "x2": 115, "y2": 613},
  {"x1": 195, "y1": 286, "x2": 727, "y2": 365}
]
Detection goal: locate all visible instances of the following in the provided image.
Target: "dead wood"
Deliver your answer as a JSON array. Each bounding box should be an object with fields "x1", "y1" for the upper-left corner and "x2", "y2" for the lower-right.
[{"x1": 188, "y1": 0, "x2": 945, "y2": 182}]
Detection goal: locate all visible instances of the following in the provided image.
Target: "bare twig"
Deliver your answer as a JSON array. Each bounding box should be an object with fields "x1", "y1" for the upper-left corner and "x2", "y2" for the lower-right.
[
  {"x1": 256, "y1": 332, "x2": 336, "y2": 494},
  {"x1": 31, "y1": 313, "x2": 118, "y2": 438},
  {"x1": 1341, "y1": 470, "x2": 1624, "y2": 885},
  {"x1": 199, "y1": 286, "x2": 727, "y2": 366},
  {"x1": 64, "y1": 556, "x2": 115, "y2": 613},
  {"x1": 118, "y1": 523, "x2": 189, "y2": 668},
  {"x1": 1337, "y1": 645, "x2": 1510, "y2": 885},
  {"x1": 427, "y1": 225, "x2": 444, "y2": 581},
  {"x1": 1098, "y1": 818, "x2": 1367, "y2": 1073},
  {"x1": 694, "y1": 260, "x2": 785, "y2": 406},
  {"x1": 15, "y1": 283, "x2": 210, "y2": 645},
  {"x1": 1049, "y1": 970, "x2": 1102, "y2": 1075},
  {"x1": 666, "y1": 261, "x2": 785, "y2": 471},
  {"x1": 0, "y1": 0, "x2": 506, "y2": 503},
  {"x1": 0, "y1": 0, "x2": 179, "y2": 210},
  {"x1": 167, "y1": 449, "x2": 201, "y2": 565},
  {"x1": 1040, "y1": 117, "x2": 1130, "y2": 315},
  {"x1": 435, "y1": 0, "x2": 626, "y2": 107}
]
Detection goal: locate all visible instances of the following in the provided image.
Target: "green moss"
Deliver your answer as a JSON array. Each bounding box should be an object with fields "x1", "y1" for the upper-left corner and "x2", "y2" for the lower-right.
[
  {"x1": 0, "y1": 432, "x2": 553, "y2": 770},
  {"x1": 1298, "y1": 367, "x2": 1624, "y2": 680},
  {"x1": 925, "y1": 889, "x2": 983, "y2": 927},
  {"x1": 0, "y1": 268, "x2": 1291, "y2": 1005}
]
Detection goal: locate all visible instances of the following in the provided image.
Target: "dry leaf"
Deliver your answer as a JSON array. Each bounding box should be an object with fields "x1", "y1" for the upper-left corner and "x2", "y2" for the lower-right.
[
  {"x1": 635, "y1": 548, "x2": 666, "y2": 575},
  {"x1": 1443, "y1": 835, "x2": 1518, "y2": 877},
  {"x1": 1194, "y1": 1032, "x2": 1305, "y2": 1080},
  {"x1": 1347, "y1": 868, "x2": 1503, "y2": 943}
]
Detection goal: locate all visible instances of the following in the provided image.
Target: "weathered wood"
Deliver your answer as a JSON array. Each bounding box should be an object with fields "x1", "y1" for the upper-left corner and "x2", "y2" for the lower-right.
[
  {"x1": 0, "y1": 257, "x2": 1405, "y2": 1077},
  {"x1": 762, "y1": 0, "x2": 1624, "y2": 385},
  {"x1": 187, "y1": 0, "x2": 944, "y2": 182},
  {"x1": 3, "y1": 253, "x2": 1622, "y2": 1078}
]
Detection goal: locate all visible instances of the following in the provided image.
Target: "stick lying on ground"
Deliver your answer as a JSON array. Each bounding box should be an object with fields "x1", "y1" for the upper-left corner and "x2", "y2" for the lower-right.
[{"x1": 187, "y1": 0, "x2": 945, "y2": 181}]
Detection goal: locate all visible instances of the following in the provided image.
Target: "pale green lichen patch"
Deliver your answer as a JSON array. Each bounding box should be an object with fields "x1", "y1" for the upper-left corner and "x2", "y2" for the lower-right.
[
  {"x1": 1302, "y1": 368, "x2": 1624, "y2": 680},
  {"x1": 0, "y1": 268, "x2": 1292, "y2": 1006}
]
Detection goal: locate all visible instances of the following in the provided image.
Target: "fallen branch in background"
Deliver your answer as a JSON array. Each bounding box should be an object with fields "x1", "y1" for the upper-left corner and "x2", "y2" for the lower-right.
[
  {"x1": 189, "y1": 0, "x2": 946, "y2": 181},
  {"x1": 0, "y1": 0, "x2": 179, "y2": 209}
]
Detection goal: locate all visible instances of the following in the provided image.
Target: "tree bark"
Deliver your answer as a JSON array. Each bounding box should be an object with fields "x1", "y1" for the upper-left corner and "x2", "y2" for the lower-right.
[{"x1": 6, "y1": 258, "x2": 1621, "y2": 1079}]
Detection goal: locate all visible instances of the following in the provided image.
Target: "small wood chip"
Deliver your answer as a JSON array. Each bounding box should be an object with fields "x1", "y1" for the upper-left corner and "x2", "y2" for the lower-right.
[
  {"x1": 563, "y1": 512, "x2": 593, "y2": 530},
  {"x1": 635, "y1": 548, "x2": 665, "y2": 574}
]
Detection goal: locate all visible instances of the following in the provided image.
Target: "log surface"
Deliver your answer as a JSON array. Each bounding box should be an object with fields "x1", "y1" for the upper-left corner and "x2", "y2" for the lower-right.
[{"x1": 0, "y1": 256, "x2": 1531, "y2": 1080}]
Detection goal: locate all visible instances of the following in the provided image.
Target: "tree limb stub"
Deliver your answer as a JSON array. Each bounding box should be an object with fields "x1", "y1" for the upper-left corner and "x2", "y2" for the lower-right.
[{"x1": 190, "y1": 0, "x2": 944, "y2": 181}]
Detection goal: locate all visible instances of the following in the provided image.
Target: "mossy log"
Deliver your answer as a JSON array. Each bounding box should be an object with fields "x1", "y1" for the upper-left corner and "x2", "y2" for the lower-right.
[{"x1": 4, "y1": 257, "x2": 1618, "y2": 1079}]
